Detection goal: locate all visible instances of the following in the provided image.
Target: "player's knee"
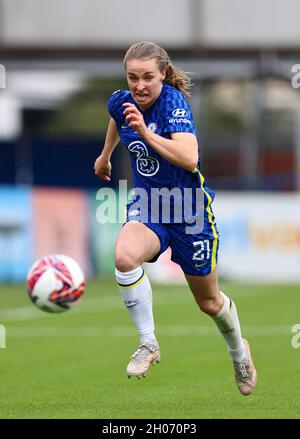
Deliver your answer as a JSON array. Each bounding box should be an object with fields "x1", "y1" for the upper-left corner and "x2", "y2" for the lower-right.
[
  {"x1": 115, "y1": 251, "x2": 139, "y2": 272},
  {"x1": 198, "y1": 297, "x2": 221, "y2": 316}
]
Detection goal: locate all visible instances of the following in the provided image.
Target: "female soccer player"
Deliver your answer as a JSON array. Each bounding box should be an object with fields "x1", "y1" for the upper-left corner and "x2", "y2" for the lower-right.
[{"x1": 94, "y1": 41, "x2": 257, "y2": 395}]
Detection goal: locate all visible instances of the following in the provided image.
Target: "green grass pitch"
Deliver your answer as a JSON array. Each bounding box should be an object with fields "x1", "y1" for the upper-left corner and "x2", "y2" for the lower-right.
[{"x1": 0, "y1": 278, "x2": 299, "y2": 419}]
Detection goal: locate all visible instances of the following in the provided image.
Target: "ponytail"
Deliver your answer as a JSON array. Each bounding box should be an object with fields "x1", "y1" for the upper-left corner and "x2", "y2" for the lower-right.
[{"x1": 164, "y1": 62, "x2": 192, "y2": 97}]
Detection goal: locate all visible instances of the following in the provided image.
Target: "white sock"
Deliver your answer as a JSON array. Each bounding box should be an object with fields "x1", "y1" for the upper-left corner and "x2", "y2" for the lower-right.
[
  {"x1": 115, "y1": 266, "x2": 157, "y2": 345},
  {"x1": 211, "y1": 292, "x2": 247, "y2": 363}
]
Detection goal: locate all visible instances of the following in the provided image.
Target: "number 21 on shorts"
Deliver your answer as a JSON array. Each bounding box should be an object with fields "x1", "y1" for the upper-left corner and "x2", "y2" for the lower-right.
[{"x1": 192, "y1": 239, "x2": 210, "y2": 261}]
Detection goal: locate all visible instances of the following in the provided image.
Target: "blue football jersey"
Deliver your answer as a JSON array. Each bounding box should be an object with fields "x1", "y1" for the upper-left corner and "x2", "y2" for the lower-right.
[{"x1": 108, "y1": 83, "x2": 215, "y2": 224}]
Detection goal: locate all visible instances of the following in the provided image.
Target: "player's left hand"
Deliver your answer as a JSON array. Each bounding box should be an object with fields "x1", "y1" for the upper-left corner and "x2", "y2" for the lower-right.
[{"x1": 123, "y1": 103, "x2": 147, "y2": 137}]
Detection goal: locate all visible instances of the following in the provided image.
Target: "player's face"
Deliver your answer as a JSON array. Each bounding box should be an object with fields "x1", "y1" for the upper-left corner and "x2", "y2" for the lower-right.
[{"x1": 126, "y1": 58, "x2": 166, "y2": 110}]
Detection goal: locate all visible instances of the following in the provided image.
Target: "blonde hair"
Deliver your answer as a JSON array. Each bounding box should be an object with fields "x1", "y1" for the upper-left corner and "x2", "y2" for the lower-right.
[{"x1": 123, "y1": 41, "x2": 192, "y2": 97}]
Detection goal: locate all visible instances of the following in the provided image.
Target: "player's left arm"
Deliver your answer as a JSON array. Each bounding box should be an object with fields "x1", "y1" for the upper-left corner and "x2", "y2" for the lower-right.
[
  {"x1": 123, "y1": 103, "x2": 198, "y2": 172},
  {"x1": 144, "y1": 131, "x2": 198, "y2": 172}
]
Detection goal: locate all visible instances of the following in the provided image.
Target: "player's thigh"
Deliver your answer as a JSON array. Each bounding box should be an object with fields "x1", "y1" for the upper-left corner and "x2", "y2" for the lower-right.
[
  {"x1": 115, "y1": 220, "x2": 161, "y2": 268},
  {"x1": 185, "y1": 268, "x2": 219, "y2": 301},
  {"x1": 185, "y1": 269, "x2": 222, "y2": 315}
]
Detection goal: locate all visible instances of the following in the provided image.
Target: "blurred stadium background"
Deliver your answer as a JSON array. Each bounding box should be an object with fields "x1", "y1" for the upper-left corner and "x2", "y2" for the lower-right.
[{"x1": 0, "y1": 0, "x2": 300, "y2": 419}]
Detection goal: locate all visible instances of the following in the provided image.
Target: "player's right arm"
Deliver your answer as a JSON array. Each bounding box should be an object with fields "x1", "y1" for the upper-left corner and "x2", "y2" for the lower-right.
[{"x1": 94, "y1": 117, "x2": 119, "y2": 181}]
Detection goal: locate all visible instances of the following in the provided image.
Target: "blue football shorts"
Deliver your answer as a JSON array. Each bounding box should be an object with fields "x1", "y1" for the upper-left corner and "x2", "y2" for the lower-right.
[{"x1": 125, "y1": 203, "x2": 219, "y2": 277}]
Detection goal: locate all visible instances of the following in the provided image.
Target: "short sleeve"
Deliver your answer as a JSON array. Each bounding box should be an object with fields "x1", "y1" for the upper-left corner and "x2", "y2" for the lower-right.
[
  {"x1": 108, "y1": 90, "x2": 121, "y2": 121},
  {"x1": 107, "y1": 89, "x2": 130, "y2": 123},
  {"x1": 163, "y1": 91, "x2": 196, "y2": 134}
]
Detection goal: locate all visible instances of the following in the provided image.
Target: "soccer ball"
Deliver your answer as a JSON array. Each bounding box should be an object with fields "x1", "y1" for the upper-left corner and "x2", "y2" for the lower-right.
[{"x1": 27, "y1": 254, "x2": 86, "y2": 313}]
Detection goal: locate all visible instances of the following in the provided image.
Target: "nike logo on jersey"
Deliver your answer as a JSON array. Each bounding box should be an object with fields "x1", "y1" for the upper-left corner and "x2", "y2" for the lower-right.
[{"x1": 121, "y1": 124, "x2": 129, "y2": 129}]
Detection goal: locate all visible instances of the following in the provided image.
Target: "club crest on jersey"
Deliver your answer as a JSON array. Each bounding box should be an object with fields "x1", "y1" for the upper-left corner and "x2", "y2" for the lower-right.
[
  {"x1": 128, "y1": 141, "x2": 159, "y2": 177},
  {"x1": 147, "y1": 122, "x2": 157, "y2": 132}
]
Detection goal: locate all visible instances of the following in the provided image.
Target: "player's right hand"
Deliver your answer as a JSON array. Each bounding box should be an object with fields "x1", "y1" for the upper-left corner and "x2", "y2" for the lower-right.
[{"x1": 94, "y1": 154, "x2": 112, "y2": 181}]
